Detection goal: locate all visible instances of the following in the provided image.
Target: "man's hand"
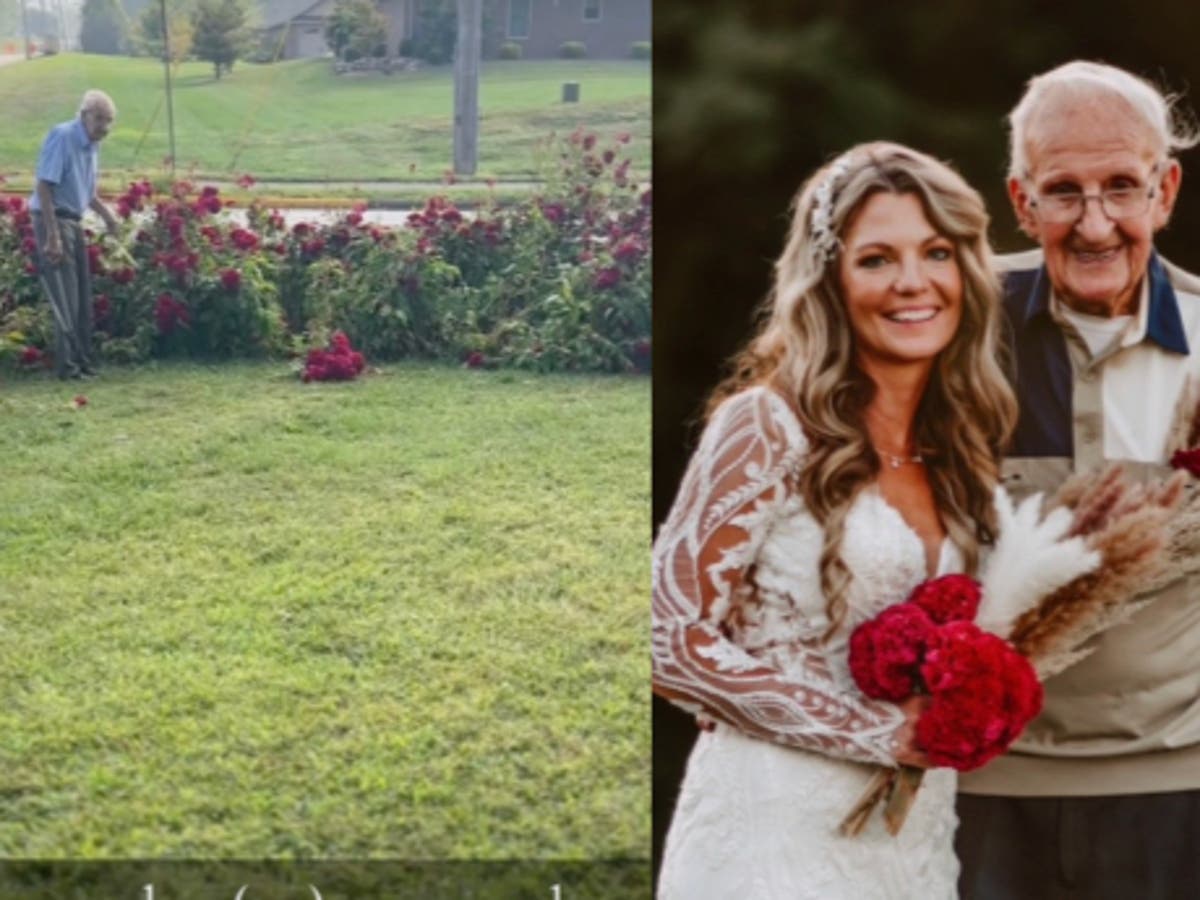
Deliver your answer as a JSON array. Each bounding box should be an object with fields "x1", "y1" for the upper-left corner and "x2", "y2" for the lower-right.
[{"x1": 43, "y1": 230, "x2": 64, "y2": 266}]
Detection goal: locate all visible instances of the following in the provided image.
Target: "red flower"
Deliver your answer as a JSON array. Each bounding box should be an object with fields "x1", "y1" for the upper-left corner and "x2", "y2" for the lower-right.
[
  {"x1": 916, "y1": 624, "x2": 1042, "y2": 770},
  {"x1": 93, "y1": 293, "x2": 111, "y2": 323},
  {"x1": 86, "y1": 243, "x2": 106, "y2": 275},
  {"x1": 906, "y1": 574, "x2": 982, "y2": 625},
  {"x1": 220, "y1": 268, "x2": 241, "y2": 291},
  {"x1": 594, "y1": 266, "x2": 621, "y2": 290},
  {"x1": 302, "y1": 332, "x2": 366, "y2": 382},
  {"x1": 1170, "y1": 448, "x2": 1200, "y2": 478},
  {"x1": 154, "y1": 292, "x2": 189, "y2": 334},
  {"x1": 848, "y1": 604, "x2": 936, "y2": 701},
  {"x1": 230, "y1": 228, "x2": 259, "y2": 251},
  {"x1": 613, "y1": 236, "x2": 646, "y2": 265}
]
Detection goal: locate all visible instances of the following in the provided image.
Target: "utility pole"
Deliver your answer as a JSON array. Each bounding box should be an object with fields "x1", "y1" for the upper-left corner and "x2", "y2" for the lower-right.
[
  {"x1": 55, "y1": 0, "x2": 67, "y2": 51},
  {"x1": 19, "y1": 0, "x2": 32, "y2": 58},
  {"x1": 159, "y1": 0, "x2": 176, "y2": 175},
  {"x1": 452, "y1": 0, "x2": 481, "y2": 175}
]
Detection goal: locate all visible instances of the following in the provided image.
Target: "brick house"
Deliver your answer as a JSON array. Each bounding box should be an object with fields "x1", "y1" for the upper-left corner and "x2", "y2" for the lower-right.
[
  {"x1": 494, "y1": 0, "x2": 649, "y2": 59},
  {"x1": 257, "y1": 0, "x2": 648, "y2": 61}
]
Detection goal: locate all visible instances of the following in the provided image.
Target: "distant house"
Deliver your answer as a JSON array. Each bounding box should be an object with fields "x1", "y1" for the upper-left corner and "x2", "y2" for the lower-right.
[
  {"x1": 256, "y1": 0, "x2": 647, "y2": 62},
  {"x1": 258, "y1": 0, "x2": 335, "y2": 59},
  {"x1": 493, "y1": 0, "x2": 649, "y2": 59}
]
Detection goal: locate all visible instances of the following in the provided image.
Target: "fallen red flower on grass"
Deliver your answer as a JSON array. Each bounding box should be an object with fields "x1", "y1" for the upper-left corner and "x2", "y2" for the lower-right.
[{"x1": 302, "y1": 331, "x2": 366, "y2": 382}]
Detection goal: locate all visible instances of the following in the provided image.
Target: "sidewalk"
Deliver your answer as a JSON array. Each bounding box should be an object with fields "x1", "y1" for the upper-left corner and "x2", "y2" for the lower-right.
[{"x1": 0, "y1": 177, "x2": 545, "y2": 210}]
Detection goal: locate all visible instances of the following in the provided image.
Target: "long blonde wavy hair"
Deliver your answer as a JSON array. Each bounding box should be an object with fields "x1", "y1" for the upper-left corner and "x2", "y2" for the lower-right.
[{"x1": 709, "y1": 142, "x2": 1017, "y2": 634}]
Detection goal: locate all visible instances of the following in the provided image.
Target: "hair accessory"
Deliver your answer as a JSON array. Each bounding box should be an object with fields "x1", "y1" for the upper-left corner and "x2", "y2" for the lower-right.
[{"x1": 810, "y1": 154, "x2": 854, "y2": 265}]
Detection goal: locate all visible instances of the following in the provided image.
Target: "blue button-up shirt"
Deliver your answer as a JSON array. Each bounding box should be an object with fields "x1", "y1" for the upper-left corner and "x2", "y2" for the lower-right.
[{"x1": 29, "y1": 117, "x2": 98, "y2": 216}]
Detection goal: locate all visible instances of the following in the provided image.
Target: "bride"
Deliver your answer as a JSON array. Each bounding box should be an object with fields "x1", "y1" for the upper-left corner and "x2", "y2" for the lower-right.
[{"x1": 652, "y1": 142, "x2": 1017, "y2": 898}]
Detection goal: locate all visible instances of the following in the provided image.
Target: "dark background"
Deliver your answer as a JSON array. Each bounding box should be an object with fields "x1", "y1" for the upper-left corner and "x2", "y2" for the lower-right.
[{"x1": 651, "y1": 0, "x2": 1200, "y2": 878}]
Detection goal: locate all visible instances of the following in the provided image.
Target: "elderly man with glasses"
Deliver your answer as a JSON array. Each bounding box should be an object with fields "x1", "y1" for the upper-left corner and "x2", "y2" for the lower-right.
[
  {"x1": 954, "y1": 61, "x2": 1200, "y2": 899},
  {"x1": 30, "y1": 89, "x2": 120, "y2": 380}
]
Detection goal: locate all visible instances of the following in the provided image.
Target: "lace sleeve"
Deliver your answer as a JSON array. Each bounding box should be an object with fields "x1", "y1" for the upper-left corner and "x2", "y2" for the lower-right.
[{"x1": 651, "y1": 387, "x2": 905, "y2": 767}]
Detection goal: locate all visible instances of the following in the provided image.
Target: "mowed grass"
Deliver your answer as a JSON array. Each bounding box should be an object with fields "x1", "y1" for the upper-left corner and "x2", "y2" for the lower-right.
[
  {"x1": 0, "y1": 363, "x2": 650, "y2": 858},
  {"x1": 0, "y1": 54, "x2": 651, "y2": 183}
]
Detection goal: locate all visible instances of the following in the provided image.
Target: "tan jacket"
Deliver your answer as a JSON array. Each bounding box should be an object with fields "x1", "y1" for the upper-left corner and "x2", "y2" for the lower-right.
[{"x1": 960, "y1": 250, "x2": 1200, "y2": 796}]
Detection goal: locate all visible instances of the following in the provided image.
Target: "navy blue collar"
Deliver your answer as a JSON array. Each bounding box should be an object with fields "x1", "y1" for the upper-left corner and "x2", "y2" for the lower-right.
[{"x1": 1014, "y1": 251, "x2": 1189, "y2": 355}]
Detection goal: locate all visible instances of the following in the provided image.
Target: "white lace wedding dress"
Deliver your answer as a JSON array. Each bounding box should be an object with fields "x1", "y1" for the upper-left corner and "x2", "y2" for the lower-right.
[{"x1": 653, "y1": 386, "x2": 961, "y2": 899}]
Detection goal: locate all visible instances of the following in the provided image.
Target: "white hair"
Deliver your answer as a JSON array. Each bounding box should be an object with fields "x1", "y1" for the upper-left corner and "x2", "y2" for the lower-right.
[
  {"x1": 78, "y1": 89, "x2": 116, "y2": 118},
  {"x1": 1008, "y1": 61, "x2": 1199, "y2": 178}
]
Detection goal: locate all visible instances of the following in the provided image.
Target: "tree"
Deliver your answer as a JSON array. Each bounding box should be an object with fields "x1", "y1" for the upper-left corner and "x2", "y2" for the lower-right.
[
  {"x1": 190, "y1": 0, "x2": 248, "y2": 79},
  {"x1": 134, "y1": 1, "x2": 194, "y2": 62},
  {"x1": 407, "y1": 0, "x2": 454, "y2": 64},
  {"x1": 402, "y1": 0, "x2": 497, "y2": 65},
  {"x1": 0, "y1": 0, "x2": 21, "y2": 38},
  {"x1": 80, "y1": 0, "x2": 127, "y2": 54},
  {"x1": 324, "y1": 0, "x2": 387, "y2": 62}
]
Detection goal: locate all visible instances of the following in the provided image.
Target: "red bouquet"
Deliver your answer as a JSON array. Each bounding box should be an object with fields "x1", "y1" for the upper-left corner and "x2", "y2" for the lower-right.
[
  {"x1": 839, "y1": 575, "x2": 1044, "y2": 837},
  {"x1": 839, "y1": 476, "x2": 1192, "y2": 836},
  {"x1": 848, "y1": 575, "x2": 1042, "y2": 772},
  {"x1": 302, "y1": 330, "x2": 366, "y2": 383}
]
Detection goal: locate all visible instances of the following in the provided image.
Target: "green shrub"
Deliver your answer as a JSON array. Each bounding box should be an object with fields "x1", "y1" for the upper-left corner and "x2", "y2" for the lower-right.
[
  {"x1": 1, "y1": 129, "x2": 650, "y2": 375},
  {"x1": 558, "y1": 41, "x2": 586, "y2": 59},
  {"x1": 408, "y1": 0, "x2": 456, "y2": 64},
  {"x1": 629, "y1": 41, "x2": 650, "y2": 60},
  {"x1": 498, "y1": 41, "x2": 522, "y2": 60}
]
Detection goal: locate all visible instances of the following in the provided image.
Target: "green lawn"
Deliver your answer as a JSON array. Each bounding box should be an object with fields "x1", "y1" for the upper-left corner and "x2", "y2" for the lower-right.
[
  {"x1": 0, "y1": 54, "x2": 651, "y2": 184},
  {"x1": 0, "y1": 362, "x2": 650, "y2": 859}
]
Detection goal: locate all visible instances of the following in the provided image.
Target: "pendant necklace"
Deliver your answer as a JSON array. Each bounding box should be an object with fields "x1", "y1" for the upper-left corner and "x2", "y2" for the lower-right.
[{"x1": 876, "y1": 447, "x2": 924, "y2": 469}]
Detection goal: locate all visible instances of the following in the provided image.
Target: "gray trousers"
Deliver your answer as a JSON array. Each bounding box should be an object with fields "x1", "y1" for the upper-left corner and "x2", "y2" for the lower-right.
[
  {"x1": 33, "y1": 212, "x2": 94, "y2": 378},
  {"x1": 956, "y1": 791, "x2": 1200, "y2": 900}
]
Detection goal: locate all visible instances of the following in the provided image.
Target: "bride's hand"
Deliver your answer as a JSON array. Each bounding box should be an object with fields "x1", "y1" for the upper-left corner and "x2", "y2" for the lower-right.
[{"x1": 891, "y1": 695, "x2": 933, "y2": 768}]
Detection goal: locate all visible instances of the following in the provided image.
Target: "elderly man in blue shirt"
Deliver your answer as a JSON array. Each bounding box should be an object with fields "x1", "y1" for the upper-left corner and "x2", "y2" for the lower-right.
[{"x1": 30, "y1": 89, "x2": 120, "y2": 380}]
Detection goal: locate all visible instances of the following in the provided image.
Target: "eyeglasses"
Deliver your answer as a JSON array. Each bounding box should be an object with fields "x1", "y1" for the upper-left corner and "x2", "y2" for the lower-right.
[{"x1": 1027, "y1": 164, "x2": 1161, "y2": 223}]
